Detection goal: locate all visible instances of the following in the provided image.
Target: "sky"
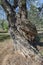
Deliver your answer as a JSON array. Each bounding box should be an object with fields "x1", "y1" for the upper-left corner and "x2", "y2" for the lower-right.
[
  {"x1": 40, "y1": 0, "x2": 43, "y2": 3},
  {"x1": 0, "y1": 0, "x2": 43, "y2": 20}
]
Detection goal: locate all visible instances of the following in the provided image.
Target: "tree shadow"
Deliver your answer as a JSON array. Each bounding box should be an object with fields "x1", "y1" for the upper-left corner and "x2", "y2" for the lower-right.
[{"x1": 28, "y1": 35, "x2": 43, "y2": 51}]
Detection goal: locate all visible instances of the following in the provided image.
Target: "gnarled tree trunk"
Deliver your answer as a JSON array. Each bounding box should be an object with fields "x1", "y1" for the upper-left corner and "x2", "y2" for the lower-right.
[{"x1": 0, "y1": 0, "x2": 43, "y2": 65}]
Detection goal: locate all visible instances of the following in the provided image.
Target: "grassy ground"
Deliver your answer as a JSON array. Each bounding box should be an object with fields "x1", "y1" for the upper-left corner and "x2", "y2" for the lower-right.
[{"x1": 0, "y1": 33, "x2": 10, "y2": 41}]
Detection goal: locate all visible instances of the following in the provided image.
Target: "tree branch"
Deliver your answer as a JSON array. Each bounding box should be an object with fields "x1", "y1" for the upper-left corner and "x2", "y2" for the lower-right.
[
  {"x1": 1, "y1": 0, "x2": 15, "y2": 14},
  {"x1": 1, "y1": 0, "x2": 16, "y2": 28},
  {"x1": 13, "y1": 0, "x2": 18, "y2": 9},
  {"x1": 18, "y1": 0, "x2": 27, "y2": 19}
]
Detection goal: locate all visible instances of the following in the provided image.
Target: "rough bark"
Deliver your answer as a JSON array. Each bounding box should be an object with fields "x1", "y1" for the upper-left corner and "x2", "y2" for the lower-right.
[
  {"x1": 0, "y1": 0, "x2": 43, "y2": 65},
  {"x1": 18, "y1": 0, "x2": 27, "y2": 20},
  {"x1": 18, "y1": 0, "x2": 37, "y2": 42}
]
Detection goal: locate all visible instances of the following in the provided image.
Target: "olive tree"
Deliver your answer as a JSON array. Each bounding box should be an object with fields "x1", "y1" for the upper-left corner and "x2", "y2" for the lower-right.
[{"x1": 0, "y1": 0, "x2": 42, "y2": 65}]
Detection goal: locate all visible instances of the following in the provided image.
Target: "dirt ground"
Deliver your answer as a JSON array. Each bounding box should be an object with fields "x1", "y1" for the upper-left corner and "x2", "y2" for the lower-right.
[{"x1": 0, "y1": 39, "x2": 43, "y2": 65}]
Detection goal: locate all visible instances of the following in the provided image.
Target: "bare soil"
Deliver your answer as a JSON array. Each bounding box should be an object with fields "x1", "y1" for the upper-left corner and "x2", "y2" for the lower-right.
[{"x1": 0, "y1": 39, "x2": 43, "y2": 65}]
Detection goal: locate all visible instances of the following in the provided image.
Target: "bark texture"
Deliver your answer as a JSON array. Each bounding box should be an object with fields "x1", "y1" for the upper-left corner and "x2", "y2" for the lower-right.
[{"x1": 0, "y1": 0, "x2": 43, "y2": 65}]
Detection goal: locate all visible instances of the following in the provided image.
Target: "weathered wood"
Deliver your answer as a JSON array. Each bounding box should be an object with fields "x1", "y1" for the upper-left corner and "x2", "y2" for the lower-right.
[
  {"x1": 9, "y1": 27, "x2": 43, "y2": 65},
  {"x1": 18, "y1": 0, "x2": 37, "y2": 42}
]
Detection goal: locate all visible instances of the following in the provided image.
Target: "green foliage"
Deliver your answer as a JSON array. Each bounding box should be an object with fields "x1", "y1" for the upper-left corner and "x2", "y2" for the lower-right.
[
  {"x1": 0, "y1": 20, "x2": 9, "y2": 32},
  {"x1": 0, "y1": 20, "x2": 9, "y2": 41},
  {"x1": 28, "y1": 4, "x2": 43, "y2": 30},
  {"x1": 3, "y1": 21, "x2": 9, "y2": 32}
]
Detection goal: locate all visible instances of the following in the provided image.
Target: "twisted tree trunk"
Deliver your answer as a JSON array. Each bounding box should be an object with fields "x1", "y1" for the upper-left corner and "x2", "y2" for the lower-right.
[{"x1": 0, "y1": 0, "x2": 43, "y2": 65}]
